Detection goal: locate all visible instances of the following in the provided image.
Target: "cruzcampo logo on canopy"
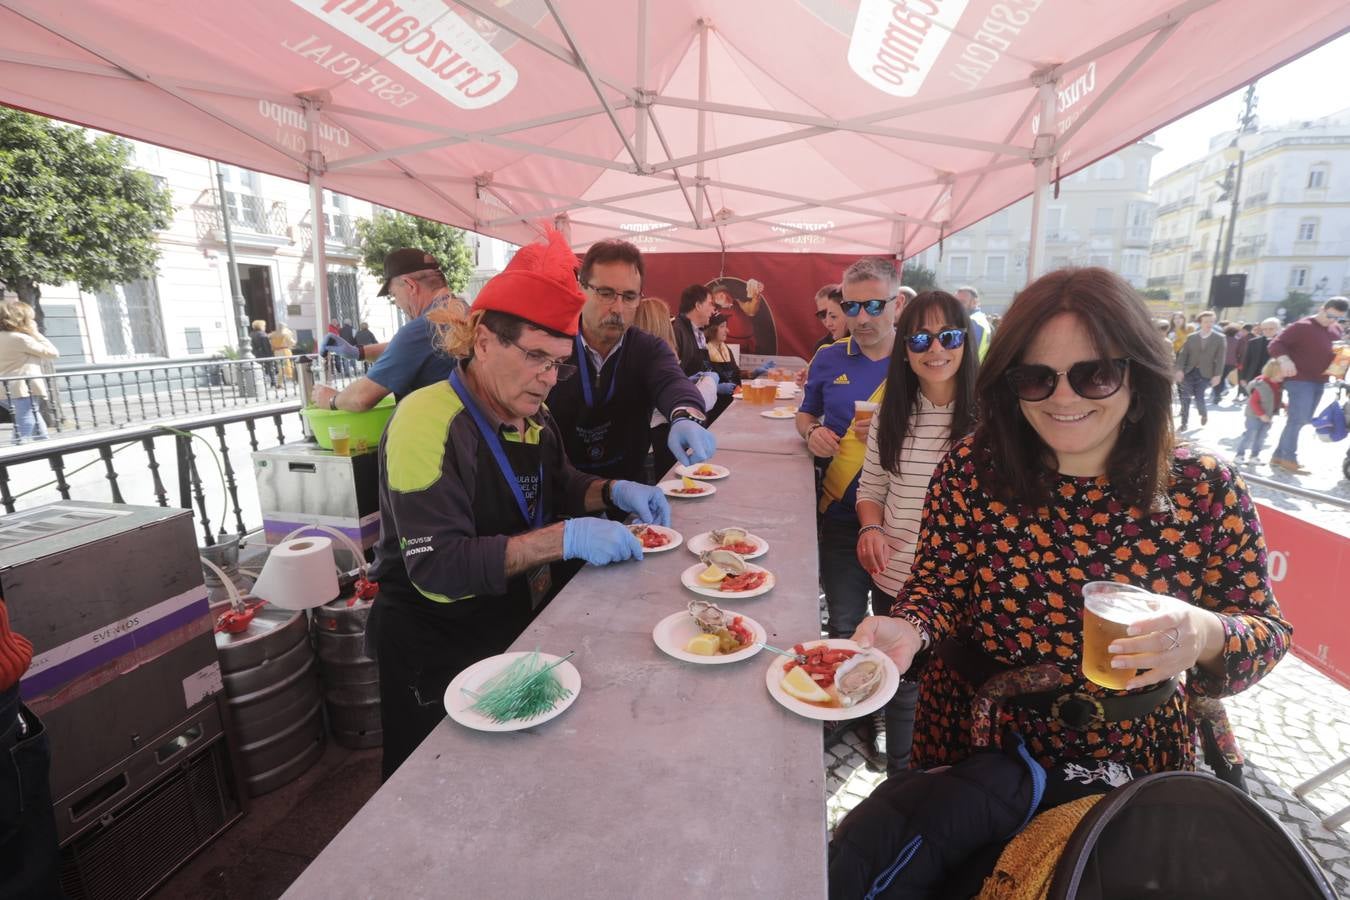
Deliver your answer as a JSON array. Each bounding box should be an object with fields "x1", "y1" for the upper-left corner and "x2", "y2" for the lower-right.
[
  {"x1": 848, "y1": 0, "x2": 971, "y2": 97},
  {"x1": 290, "y1": 0, "x2": 518, "y2": 110}
]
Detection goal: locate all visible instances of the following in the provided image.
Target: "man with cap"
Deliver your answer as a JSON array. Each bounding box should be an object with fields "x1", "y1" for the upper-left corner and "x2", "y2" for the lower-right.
[
  {"x1": 312, "y1": 248, "x2": 456, "y2": 411},
  {"x1": 546, "y1": 238, "x2": 716, "y2": 483},
  {"x1": 367, "y1": 228, "x2": 672, "y2": 780}
]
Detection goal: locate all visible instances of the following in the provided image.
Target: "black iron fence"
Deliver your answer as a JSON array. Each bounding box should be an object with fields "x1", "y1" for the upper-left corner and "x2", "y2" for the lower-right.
[{"x1": 0, "y1": 354, "x2": 357, "y2": 444}]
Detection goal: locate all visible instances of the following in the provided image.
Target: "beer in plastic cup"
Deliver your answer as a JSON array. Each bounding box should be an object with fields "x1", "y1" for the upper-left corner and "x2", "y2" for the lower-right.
[
  {"x1": 328, "y1": 424, "x2": 351, "y2": 457},
  {"x1": 1081, "y1": 582, "x2": 1159, "y2": 690},
  {"x1": 854, "y1": 400, "x2": 879, "y2": 425}
]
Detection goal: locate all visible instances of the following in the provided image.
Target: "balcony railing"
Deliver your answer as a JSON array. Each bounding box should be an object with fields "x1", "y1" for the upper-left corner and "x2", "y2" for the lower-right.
[
  {"x1": 1190, "y1": 251, "x2": 1209, "y2": 263},
  {"x1": 1197, "y1": 209, "x2": 1215, "y2": 222},
  {"x1": 1242, "y1": 192, "x2": 1269, "y2": 211},
  {"x1": 0, "y1": 355, "x2": 359, "y2": 446},
  {"x1": 1234, "y1": 236, "x2": 1267, "y2": 258},
  {"x1": 191, "y1": 191, "x2": 290, "y2": 243},
  {"x1": 1147, "y1": 274, "x2": 1185, "y2": 287},
  {"x1": 1150, "y1": 238, "x2": 1188, "y2": 253}
]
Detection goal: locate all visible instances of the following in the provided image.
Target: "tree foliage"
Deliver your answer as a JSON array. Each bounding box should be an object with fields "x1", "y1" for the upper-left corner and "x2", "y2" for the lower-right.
[
  {"x1": 0, "y1": 109, "x2": 174, "y2": 326},
  {"x1": 1282, "y1": 290, "x2": 1314, "y2": 322},
  {"x1": 355, "y1": 211, "x2": 474, "y2": 293},
  {"x1": 1141, "y1": 288, "x2": 1171, "y2": 301},
  {"x1": 901, "y1": 262, "x2": 938, "y2": 292}
]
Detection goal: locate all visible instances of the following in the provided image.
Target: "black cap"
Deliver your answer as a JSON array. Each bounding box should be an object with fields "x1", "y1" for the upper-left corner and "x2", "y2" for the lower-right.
[{"x1": 378, "y1": 248, "x2": 442, "y2": 296}]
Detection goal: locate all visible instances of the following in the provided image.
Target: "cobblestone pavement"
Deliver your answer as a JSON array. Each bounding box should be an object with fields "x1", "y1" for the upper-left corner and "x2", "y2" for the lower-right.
[{"x1": 824, "y1": 654, "x2": 1350, "y2": 894}]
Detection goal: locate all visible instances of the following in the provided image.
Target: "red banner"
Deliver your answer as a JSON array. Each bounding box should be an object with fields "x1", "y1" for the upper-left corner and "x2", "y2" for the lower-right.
[
  {"x1": 640, "y1": 251, "x2": 873, "y2": 363},
  {"x1": 1255, "y1": 501, "x2": 1350, "y2": 687}
]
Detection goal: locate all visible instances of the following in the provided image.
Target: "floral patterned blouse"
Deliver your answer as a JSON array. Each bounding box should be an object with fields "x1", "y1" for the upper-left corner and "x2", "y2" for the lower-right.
[{"x1": 893, "y1": 436, "x2": 1291, "y2": 774}]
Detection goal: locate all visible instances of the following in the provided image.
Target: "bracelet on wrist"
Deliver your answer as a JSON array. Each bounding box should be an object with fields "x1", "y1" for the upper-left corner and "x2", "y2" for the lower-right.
[
  {"x1": 806, "y1": 422, "x2": 823, "y2": 440},
  {"x1": 858, "y1": 524, "x2": 885, "y2": 537},
  {"x1": 601, "y1": 479, "x2": 616, "y2": 508},
  {"x1": 895, "y1": 612, "x2": 931, "y2": 652},
  {"x1": 329, "y1": 395, "x2": 338, "y2": 411}
]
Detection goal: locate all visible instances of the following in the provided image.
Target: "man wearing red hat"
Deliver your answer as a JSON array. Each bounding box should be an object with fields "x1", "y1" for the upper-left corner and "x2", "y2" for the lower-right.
[
  {"x1": 547, "y1": 239, "x2": 716, "y2": 482},
  {"x1": 366, "y1": 228, "x2": 671, "y2": 780},
  {"x1": 312, "y1": 247, "x2": 457, "y2": 411}
]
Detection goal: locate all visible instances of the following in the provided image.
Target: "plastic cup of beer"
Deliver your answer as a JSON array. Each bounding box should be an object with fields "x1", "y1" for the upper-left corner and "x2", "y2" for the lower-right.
[
  {"x1": 1081, "y1": 582, "x2": 1160, "y2": 690},
  {"x1": 854, "y1": 400, "x2": 879, "y2": 425},
  {"x1": 328, "y1": 424, "x2": 351, "y2": 457}
]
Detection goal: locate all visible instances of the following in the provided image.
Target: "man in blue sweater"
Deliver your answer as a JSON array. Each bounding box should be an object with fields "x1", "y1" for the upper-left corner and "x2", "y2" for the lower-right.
[{"x1": 547, "y1": 239, "x2": 716, "y2": 483}]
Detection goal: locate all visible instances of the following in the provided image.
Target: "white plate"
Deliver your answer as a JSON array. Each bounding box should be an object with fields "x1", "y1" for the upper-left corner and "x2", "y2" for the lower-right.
[
  {"x1": 658, "y1": 479, "x2": 717, "y2": 499},
  {"x1": 760, "y1": 407, "x2": 797, "y2": 419},
  {"x1": 679, "y1": 463, "x2": 730, "y2": 481},
  {"x1": 444, "y1": 652, "x2": 581, "y2": 733},
  {"x1": 686, "y1": 531, "x2": 769, "y2": 560},
  {"x1": 631, "y1": 524, "x2": 683, "y2": 554},
  {"x1": 680, "y1": 562, "x2": 775, "y2": 599},
  {"x1": 651, "y1": 610, "x2": 765, "y2": 665},
  {"x1": 764, "y1": 639, "x2": 900, "y2": 722}
]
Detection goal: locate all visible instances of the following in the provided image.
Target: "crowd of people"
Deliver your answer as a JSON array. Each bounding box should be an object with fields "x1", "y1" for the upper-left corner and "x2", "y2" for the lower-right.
[{"x1": 1163, "y1": 298, "x2": 1347, "y2": 474}]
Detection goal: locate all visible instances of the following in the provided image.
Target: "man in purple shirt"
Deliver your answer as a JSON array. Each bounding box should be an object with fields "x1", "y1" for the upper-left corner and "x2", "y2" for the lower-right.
[{"x1": 1268, "y1": 296, "x2": 1348, "y2": 473}]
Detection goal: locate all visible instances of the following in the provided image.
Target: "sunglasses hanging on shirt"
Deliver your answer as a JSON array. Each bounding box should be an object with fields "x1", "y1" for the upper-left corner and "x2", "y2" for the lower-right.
[
  {"x1": 1005, "y1": 358, "x2": 1130, "y2": 401},
  {"x1": 905, "y1": 328, "x2": 966, "y2": 353}
]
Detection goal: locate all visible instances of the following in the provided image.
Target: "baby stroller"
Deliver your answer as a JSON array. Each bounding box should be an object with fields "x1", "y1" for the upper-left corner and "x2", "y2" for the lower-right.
[{"x1": 1309, "y1": 379, "x2": 1350, "y2": 481}]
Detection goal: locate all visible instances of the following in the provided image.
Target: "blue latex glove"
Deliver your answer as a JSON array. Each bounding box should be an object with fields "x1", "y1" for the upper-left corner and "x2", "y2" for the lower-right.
[
  {"x1": 609, "y1": 479, "x2": 672, "y2": 527},
  {"x1": 322, "y1": 333, "x2": 359, "y2": 360},
  {"x1": 562, "y1": 518, "x2": 643, "y2": 565},
  {"x1": 749, "y1": 360, "x2": 777, "y2": 378},
  {"x1": 668, "y1": 418, "x2": 716, "y2": 466},
  {"x1": 690, "y1": 370, "x2": 718, "y2": 386},
  {"x1": 716, "y1": 381, "x2": 736, "y2": 396}
]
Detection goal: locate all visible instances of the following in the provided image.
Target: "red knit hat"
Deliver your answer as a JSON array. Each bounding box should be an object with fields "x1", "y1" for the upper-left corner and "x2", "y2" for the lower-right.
[{"x1": 473, "y1": 227, "x2": 586, "y2": 336}]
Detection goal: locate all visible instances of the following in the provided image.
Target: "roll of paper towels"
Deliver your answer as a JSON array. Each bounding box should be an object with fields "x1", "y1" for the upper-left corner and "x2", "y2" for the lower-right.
[{"x1": 252, "y1": 537, "x2": 340, "y2": 610}]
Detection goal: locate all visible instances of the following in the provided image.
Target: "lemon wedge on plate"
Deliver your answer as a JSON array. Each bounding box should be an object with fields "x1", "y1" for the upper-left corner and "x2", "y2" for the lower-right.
[
  {"x1": 781, "y1": 666, "x2": 831, "y2": 703},
  {"x1": 684, "y1": 633, "x2": 721, "y2": 656},
  {"x1": 681, "y1": 474, "x2": 698, "y2": 491},
  {"x1": 697, "y1": 563, "x2": 727, "y2": 585}
]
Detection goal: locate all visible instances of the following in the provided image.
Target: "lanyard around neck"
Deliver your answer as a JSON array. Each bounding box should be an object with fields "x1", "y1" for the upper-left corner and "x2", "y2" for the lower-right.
[
  {"x1": 577, "y1": 331, "x2": 623, "y2": 408},
  {"x1": 448, "y1": 369, "x2": 545, "y2": 529}
]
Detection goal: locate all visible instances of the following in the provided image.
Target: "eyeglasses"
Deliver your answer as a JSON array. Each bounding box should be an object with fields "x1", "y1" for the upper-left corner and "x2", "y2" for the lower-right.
[
  {"x1": 1006, "y1": 358, "x2": 1129, "y2": 401},
  {"x1": 814, "y1": 309, "x2": 829, "y2": 321},
  {"x1": 582, "y1": 282, "x2": 641, "y2": 305},
  {"x1": 905, "y1": 328, "x2": 966, "y2": 353},
  {"x1": 504, "y1": 338, "x2": 577, "y2": 380},
  {"x1": 839, "y1": 298, "x2": 891, "y2": 317}
]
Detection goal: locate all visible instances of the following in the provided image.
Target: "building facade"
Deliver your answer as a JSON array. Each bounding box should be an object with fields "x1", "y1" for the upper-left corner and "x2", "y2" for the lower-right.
[
  {"x1": 1148, "y1": 108, "x2": 1350, "y2": 322},
  {"x1": 27, "y1": 137, "x2": 515, "y2": 367},
  {"x1": 906, "y1": 142, "x2": 1159, "y2": 312}
]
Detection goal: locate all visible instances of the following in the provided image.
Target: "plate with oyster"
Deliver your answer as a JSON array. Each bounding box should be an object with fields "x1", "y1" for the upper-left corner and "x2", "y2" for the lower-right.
[
  {"x1": 680, "y1": 549, "x2": 774, "y2": 598},
  {"x1": 686, "y1": 526, "x2": 767, "y2": 560},
  {"x1": 764, "y1": 639, "x2": 899, "y2": 721},
  {"x1": 652, "y1": 600, "x2": 765, "y2": 665}
]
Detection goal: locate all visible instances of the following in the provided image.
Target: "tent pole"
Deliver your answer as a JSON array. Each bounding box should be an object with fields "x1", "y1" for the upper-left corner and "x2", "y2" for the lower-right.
[
  {"x1": 303, "y1": 96, "x2": 330, "y2": 349},
  {"x1": 635, "y1": 0, "x2": 649, "y2": 168},
  {"x1": 1026, "y1": 77, "x2": 1058, "y2": 284},
  {"x1": 695, "y1": 17, "x2": 711, "y2": 224}
]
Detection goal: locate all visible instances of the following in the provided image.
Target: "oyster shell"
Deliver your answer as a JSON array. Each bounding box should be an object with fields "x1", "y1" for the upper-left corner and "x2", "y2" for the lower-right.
[
  {"x1": 711, "y1": 526, "x2": 749, "y2": 546},
  {"x1": 835, "y1": 651, "x2": 885, "y2": 707},
  {"x1": 698, "y1": 549, "x2": 748, "y2": 575},
  {"x1": 687, "y1": 599, "x2": 730, "y2": 633}
]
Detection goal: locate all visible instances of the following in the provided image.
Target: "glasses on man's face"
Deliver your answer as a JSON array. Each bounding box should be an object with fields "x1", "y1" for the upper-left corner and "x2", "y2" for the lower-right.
[
  {"x1": 905, "y1": 328, "x2": 966, "y2": 354},
  {"x1": 1006, "y1": 358, "x2": 1129, "y2": 402},
  {"x1": 583, "y1": 282, "x2": 641, "y2": 305},
  {"x1": 839, "y1": 298, "x2": 891, "y2": 317},
  {"x1": 505, "y1": 339, "x2": 577, "y2": 381}
]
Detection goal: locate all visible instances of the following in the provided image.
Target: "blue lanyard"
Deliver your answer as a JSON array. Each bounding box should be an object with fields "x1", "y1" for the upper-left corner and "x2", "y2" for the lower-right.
[
  {"x1": 448, "y1": 369, "x2": 545, "y2": 529},
  {"x1": 576, "y1": 332, "x2": 623, "y2": 409}
]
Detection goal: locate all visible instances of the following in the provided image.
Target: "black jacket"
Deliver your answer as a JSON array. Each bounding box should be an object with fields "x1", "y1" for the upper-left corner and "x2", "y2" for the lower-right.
[
  {"x1": 249, "y1": 329, "x2": 272, "y2": 359},
  {"x1": 547, "y1": 326, "x2": 705, "y2": 482},
  {"x1": 1239, "y1": 335, "x2": 1271, "y2": 383},
  {"x1": 672, "y1": 314, "x2": 707, "y2": 377}
]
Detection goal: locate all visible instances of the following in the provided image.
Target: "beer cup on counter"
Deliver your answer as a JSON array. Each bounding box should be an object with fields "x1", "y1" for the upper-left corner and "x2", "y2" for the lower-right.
[
  {"x1": 1081, "y1": 581, "x2": 1160, "y2": 690},
  {"x1": 328, "y1": 424, "x2": 351, "y2": 457}
]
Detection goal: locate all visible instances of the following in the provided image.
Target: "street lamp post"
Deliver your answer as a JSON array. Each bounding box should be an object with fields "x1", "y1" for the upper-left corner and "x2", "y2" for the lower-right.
[{"x1": 214, "y1": 162, "x2": 254, "y2": 360}]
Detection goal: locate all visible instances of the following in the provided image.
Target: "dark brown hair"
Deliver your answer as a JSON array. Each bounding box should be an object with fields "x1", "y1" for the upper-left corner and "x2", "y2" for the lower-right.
[
  {"x1": 877, "y1": 291, "x2": 977, "y2": 474},
  {"x1": 579, "y1": 239, "x2": 644, "y2": 285},
  {"x1": 974, "y1": 267, "x2": 1175, "y2": 510}
]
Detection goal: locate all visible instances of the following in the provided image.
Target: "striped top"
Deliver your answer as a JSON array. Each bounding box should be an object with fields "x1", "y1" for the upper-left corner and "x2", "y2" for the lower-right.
[{"x1": 856, "y1": 392, "x2": 955, "y2": 597}]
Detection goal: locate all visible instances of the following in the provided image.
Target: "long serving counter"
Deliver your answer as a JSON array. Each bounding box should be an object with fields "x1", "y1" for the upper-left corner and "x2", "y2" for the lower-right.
[{"x1": 282, "y1": 399, "x2": 826, "y2": 899}]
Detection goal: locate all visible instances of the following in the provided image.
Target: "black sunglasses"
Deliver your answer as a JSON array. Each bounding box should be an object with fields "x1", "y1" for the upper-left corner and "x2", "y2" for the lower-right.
[
  {"x1": 840, "y1": 298, "x2": 891, "y2": 317},
  {"x1": 1006, "y1": 358, "x2": 1129, "y2": 401},
  {"x1": 905, "y1": 328, "x2": 966, "y2": 353}
]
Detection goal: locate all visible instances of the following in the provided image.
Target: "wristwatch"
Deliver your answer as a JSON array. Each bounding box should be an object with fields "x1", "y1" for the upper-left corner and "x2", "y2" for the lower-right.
[
  {"x1": 895, "y1": 612, "x2": 932, "y2": 652},
  {"x1": 329, "y1": 395, "x2": 338, "y2": 411},
  {"x1": 669, "y1": 408, "x2": 703, "y2": 425}
]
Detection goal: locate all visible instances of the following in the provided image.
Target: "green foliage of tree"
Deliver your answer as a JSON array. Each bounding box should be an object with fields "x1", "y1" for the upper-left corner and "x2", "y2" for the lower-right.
[
  {"x1": 1282, "y1": 290, "x2": 1313, "y2": 322},
  {"x1": 1141, "y1": 288, "x2": 1171, "y2": 301},
  {"x1": 355, "y1": 211, "x2": 473, "y2": 293},
  {"x1": 0, "y1": 109, "x2": 174, "y2": 328},
  {"x1": 901, "y1": 262, "x2": 938, "y2": 292}
]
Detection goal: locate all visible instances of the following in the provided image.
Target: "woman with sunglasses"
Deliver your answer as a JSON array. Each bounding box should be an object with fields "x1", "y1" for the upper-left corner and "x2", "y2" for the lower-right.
[
  {"x1": 853, "y1": 267, "x2": 1289, "y2": 780},
  {"x1": 854, "y1": 291, "x2": 977, "y2": 774}
]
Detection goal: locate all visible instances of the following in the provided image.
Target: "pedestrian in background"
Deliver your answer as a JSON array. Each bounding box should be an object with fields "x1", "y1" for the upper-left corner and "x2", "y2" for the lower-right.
[
  {"x1": 269, "y1": 323, "x2": 297, "y2": 382},
  {"x1": 1174, "y1": 310, "x2": 1225, "y2": 430},
  {"x1": 1234, "y1": 359, "x2": 1284, "y2": 467},
  {"x1": 1268, "y1": 296, "x2": 1348, "y2": 474},
  {"x1": 249, "y1": 319, "x2": 275, "y2": 388},
  {"x1": 0, "y1": 300, "x2": 58, "y2": 443},
  {"x1": 1212, "y1": 322, "x2": 1243, "y2": 405}
]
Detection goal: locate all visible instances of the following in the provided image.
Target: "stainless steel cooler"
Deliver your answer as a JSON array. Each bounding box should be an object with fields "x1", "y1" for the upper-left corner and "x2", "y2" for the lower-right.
[{"x1": 252, "y1": 440, "x2": 381, "y2": 554}]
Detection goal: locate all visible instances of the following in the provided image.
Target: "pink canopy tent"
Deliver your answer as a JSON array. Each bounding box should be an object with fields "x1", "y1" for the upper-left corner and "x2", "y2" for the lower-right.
[{"x1": 1, "y1": 0, "x2": 1347, "y2": 338}]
